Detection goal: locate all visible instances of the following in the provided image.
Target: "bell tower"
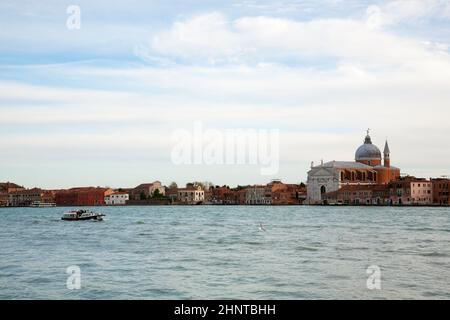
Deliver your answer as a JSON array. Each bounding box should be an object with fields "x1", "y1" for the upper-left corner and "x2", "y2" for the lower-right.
[{"x1": 384, "y1": 140, "x2": 390, "y2": 168}]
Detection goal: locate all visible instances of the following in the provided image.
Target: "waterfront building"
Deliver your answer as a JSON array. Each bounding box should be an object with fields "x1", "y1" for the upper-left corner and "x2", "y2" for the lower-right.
[
  {"x1": 388, "y1": 176, "x2": 432, "y2": 205},
  {"x1": 431, "y1": 178, "x2": 450, "y2": 205},
  {"x1": 307, "y1": 131, "x2": 400, "y2": 204},
  {"x1": 130, "y1": 181, "x2": 165, "y2": 200},
  {"x1": 0, "y1": 182, "x2": 25, "y2": 206},
  {"x1": 323, "y1": 184, "x2": 390, "y2": 205},
  {"x1": 104, "y1": 192, "x2": 129, "y2": 205},
  {"x1": 269, "y1": 180, "x2": 306, "y2": 205},
  {"x1": 0, "y1": 193, "x2": 8, "y2": 206},
  {"x1": 0, "y1": 182, "x2": 25, "y2": 194},
  {"x1": 236, "y1": 188, "x2": 248, "y2": 205},
  {"x1": 177, "y1": 185, "x2": 205, "y2": 204},
  {"x1": 210, "y1": 186, "x2": 232, "y2": 204},
  {"x1": 165, "y1": 186, "x2": 179, "y2": 204},
  {"x1": 410, "y1": 180, "x2": 433, "y2": 205},
  {"x1": 55, "y1": 187, "x2": 113, "y2": 206},
  {"x1": 246, "y1": 185, "x2": 271, "y2": 204},
  {"x1": 8, "y1": 188, "x2": 55, "y2": 207},
  {"x1": 222, "y1": 187, "x2": 246, "y2": 205},
  {"x1": 323, "y1": 177, "x2": 434, "y2": 206}
]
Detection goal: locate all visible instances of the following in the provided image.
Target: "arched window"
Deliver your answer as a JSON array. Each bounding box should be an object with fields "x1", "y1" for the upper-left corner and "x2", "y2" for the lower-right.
[
  {"x1": 357, "y1": 171, "x2": 362, "y2": 181},
  {"x1": 320, "y1": 186, "x2": 326, "y2": 194},
  {"x1": 341, "y1": 172, "x2": 344, "y2": 181}
]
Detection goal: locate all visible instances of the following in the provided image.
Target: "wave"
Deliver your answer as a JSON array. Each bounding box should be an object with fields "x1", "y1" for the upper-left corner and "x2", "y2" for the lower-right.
[
  {"x1": 295, "y1": 246, "x2": 319, "y2": 252},
  {"x1": 420, "y1": 252, "x2": 449, "y2": 258},
  {"x1": 406, "y1": 227, "x2": 450, "y2": 233}
]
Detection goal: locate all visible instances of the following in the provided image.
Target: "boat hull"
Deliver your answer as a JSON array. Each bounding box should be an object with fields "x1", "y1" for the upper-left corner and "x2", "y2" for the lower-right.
[
  {"x1": 61, "y1": 215, "x2": 104, "y2": 221},
  {"x1": 61, "y1": 211, "x2": 105, "y2": 221}
]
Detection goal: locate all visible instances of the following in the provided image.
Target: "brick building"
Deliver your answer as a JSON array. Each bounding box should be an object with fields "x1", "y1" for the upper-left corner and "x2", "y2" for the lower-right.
[
  {"x1": 389, "y1": 177, "x2": 432, "y2": 205},
  {"x1": 0, "y1": 182, "x2": 25, "y2": 206},
  {"x1": 130, "y1": 181, "x2": 165, "y2": 200},
  {"x1": 8, "y1": 188, "x2": 55, "y2": 207},
  {"x1": 323, "y1": 184, "x2": 390, "y2": 205},
  {"x1": 269, "y1": 181, "x2": 306, "y2": 205},
  {"x1": 431, "y1": 178, "x2": 450, "y2": 205},
  {"x1": 55, "y1": 187, "x2": 113, "y2": 206},
  {"x1": 323, "y1": 176, "x2": 434, "y2": 206}
]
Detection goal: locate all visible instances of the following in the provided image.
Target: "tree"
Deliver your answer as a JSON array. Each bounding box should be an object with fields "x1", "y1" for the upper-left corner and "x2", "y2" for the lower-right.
[
  {"x1": 140, "y1": 192, "x2": 147, "y2": 200},
  {"x1": 152, "y1": 189, "x2": 163, "y2": 198},
  {"x1": 185, "y1": 182, "x2": 194, "y2": 189},
  {"x1": 186, "y1": 181, "x2": 214, "y2": 190},
  {"x1": 169, "y1": 182, "x2": 178, "y2": 189}
]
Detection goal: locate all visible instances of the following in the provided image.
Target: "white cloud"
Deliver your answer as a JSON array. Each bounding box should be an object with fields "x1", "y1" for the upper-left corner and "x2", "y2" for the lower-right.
[
  {"x1": 152, "y1": 12, "x2": 239, "y2": 60},
  {"x1": 366, "y1": 0, "x2": 450, "y2": 29},
  {"x1": 147, "y1": 10, "x2": 449, "y2": 69}
]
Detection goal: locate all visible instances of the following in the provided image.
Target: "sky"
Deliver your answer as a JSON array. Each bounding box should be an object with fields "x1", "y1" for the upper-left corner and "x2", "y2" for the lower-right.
[{"x1": 1, "y1": 0, "x2": 450, "y2": 189}]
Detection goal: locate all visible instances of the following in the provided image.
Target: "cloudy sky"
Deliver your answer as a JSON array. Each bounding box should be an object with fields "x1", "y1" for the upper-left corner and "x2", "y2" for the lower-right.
[{"x1": 1, "y1": 0, "x2": 450, "y2": 189}]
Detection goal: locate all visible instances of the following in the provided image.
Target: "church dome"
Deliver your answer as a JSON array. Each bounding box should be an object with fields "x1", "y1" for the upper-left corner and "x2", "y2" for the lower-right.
[{"x1": 355, "y1": 133, "x2": 381, "y2": 161}]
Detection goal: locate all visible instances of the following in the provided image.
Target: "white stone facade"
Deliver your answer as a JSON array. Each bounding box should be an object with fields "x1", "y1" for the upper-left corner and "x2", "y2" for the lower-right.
[
  {"x1": 306, "y1": 161, "x2": 379, "y2": 204},
  {"x1": 177, "y1": 187, "x2": 205, "y2": 204},
  {"x1": 105, "y1": 193, "x2": 129, "y2": 205},
  {"x1": 306, "y1": 166, "x2": 341, "y2": 204}
]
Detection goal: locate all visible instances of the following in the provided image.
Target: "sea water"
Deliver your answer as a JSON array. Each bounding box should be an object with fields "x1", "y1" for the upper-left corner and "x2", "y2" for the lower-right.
[{"x1": 0, "y1": 206, "x2": 449, "y2": 299}]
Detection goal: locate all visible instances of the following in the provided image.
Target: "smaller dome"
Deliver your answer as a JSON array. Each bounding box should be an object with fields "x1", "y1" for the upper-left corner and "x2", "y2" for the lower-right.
[{"x1": 355, "y1": 134, "x2": 382, "y2": 161}]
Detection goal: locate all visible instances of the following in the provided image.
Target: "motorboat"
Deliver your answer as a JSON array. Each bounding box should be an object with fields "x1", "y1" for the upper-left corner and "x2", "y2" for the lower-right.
[{"x1": 61, "y1": 209, "x2": 105, "y2": 221}]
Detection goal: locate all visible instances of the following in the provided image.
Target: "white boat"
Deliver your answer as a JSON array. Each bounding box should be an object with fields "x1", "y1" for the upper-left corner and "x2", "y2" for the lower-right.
[
  {"x1": 61, "y1": 210, "x2": 105, "y2": 221},
  {"x1": 30, "y1": 201, "x2": 56, "y2": 208}
]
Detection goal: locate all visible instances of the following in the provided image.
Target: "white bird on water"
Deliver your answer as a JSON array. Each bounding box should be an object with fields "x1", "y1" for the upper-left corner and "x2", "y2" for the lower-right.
[{"x1": 259, "y1": 223, "x2": 266, "y2": 232}]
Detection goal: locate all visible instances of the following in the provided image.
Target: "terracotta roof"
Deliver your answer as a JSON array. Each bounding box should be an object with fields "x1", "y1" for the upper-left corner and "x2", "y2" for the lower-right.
[
  {"x1": 178, "y1": 187, "x2": 203, "y2": 191},
  {"x1": 315, "y1": 161, "x2": 374, "y2": 170},
  {"x1": 57, "y1": 187, "x2": 110, "y2": 194},
  {"x1": 134, "y1": 181, "x2": 161, "y2": 188},
  {"x1": 0, "y1": 182, "x2": 24, "y2": 191},
  {"x1": 10, "y1": 188, "x2": 45, "y2": 195}
]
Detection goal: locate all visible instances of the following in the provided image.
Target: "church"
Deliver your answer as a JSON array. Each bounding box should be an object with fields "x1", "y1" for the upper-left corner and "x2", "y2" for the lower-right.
[{"x1": 306, "y1": 130, "x2": 401, "y2": 204}]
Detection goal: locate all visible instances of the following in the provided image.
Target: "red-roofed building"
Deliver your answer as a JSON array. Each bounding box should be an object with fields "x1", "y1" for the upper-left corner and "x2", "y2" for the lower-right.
[
  {"x1": 8, "y1": 188, "x2": 55, "y2": 207},
  {"x1": 1, "y1": 182, "x2": 25, "y2": 206},
  {"x1": 431, "y1": 178, "x2": 450, "y2": 205},
  {"x1": 323, "y1": 184, "x2": 390, "y2": 205},
  {"x1": 130, "y1": 181, "x2": 165, "y2": 200},
  {"x1": 55, "y1": 187, "x2": 113, "y2": 206}
]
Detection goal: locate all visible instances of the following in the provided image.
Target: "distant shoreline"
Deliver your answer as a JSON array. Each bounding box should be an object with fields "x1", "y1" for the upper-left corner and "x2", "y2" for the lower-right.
[{"x1": 1, "y1": 204, "x2": 449, "y2": 208}]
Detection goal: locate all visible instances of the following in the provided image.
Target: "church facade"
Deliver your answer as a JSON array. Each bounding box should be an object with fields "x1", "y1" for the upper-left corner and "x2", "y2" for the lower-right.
[{"x1": 306, "y1": 131, "x2": 400, "y2": 204}]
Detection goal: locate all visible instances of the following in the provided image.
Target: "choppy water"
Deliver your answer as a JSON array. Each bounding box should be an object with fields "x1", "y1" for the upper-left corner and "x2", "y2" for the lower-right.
[{"x1": 1, "y1": 206, "x2": 449, "y2": 300}]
